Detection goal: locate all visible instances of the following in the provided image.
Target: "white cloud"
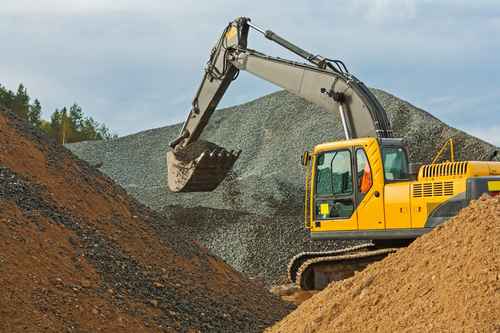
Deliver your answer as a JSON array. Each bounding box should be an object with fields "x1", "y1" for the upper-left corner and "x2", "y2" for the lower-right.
[
  {"x1": 350, "y1": 0, "x2": 417, "y2": 23},
  {"x1": 468, "y1": 125, "x2": 500, "y2": 146}
]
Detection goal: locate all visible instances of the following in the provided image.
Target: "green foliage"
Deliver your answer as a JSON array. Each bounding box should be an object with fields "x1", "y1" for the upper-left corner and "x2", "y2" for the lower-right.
[
  {"x1": 0, "y1": 83, "x2": 115, "y2": 144},
  {"x1": 29, "y1": 99, "x2": 42, "y2": 128}
]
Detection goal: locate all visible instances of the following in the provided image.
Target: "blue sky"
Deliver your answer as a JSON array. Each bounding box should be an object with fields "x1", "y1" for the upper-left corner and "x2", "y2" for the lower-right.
[{"x1": 1, "y1": 0, "x2": 499, "y2": 145}]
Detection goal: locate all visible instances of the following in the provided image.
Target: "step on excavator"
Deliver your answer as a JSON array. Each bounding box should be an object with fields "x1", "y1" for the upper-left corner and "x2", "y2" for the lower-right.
[{"x1": 168, "y1": 17, "x2": 500, "y2": 290}]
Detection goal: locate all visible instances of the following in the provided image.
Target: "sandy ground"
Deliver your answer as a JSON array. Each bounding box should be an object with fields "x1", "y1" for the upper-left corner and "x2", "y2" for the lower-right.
[{"x1": 267, "y1": 195, "x2": 500, "y2": 333}]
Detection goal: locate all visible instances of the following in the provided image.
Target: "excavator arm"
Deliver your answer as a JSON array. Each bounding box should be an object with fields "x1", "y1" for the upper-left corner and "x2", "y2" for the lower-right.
[
  {"x1": 167, "y1": 17, "x2": 392, "y2": 192},
  {"x1": 169, "y1": 18, "x2": 250, "y2": 149}
]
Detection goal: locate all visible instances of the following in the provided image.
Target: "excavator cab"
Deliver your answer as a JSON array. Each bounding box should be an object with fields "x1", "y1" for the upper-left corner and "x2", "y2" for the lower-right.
[{"x1": 306, "y1": 138, "x2": 411, "y2": 235}]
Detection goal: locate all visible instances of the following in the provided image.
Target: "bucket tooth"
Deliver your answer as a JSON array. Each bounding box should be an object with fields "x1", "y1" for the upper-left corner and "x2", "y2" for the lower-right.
[
  {"x1": 197, "y1": 151, "x2": 207, "y2": 162},
  {"x1": 167, "y1": 140, "x2": 240, "y2": 192}
]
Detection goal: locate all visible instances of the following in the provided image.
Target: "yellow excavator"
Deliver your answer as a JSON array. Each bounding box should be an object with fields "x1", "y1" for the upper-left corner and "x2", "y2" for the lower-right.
[{"x1": 168, "y1": 17, "x2": 500, "y2": 290}]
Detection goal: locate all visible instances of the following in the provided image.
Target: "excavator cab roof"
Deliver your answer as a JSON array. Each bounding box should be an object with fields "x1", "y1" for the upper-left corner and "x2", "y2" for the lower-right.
[{"x1": 313, "y1": 138, "x2": 405, "y2": 155}]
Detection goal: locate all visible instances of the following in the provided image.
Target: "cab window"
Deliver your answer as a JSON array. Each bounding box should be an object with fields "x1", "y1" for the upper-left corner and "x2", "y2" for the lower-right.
[
  {"x1": 315, "y1": 150, "x2": 352, "y2": 196},
  {"x1": 382, "y1": 147, "x2": 409, "y2": 181},
  {"x1": 314, "y1": 150, "x2": 354, "y2": 219},
  {"x1": 356, "y1": 148, "x2": 372, "y2": 199},
  {"x1": 315, "y1": 151, "x2": 335, "y2": 196}
]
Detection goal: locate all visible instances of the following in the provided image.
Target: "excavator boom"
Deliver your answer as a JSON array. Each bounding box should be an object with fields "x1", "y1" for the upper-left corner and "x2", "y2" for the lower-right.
[{"x1": 168, "y1": 17, "x2": 392, "y2": 192}]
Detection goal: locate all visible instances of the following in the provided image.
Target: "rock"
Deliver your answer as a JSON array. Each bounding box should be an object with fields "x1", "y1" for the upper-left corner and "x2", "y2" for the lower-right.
[
  {"x1": 153, "y1": 282, "x2": 164, "y2": 288},
  {"x1": 81, "y1": 279, "x2": 92, "y2": 288}
]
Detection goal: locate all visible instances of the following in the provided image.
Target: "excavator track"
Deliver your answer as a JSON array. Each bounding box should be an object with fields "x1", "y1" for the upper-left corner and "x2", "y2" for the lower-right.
[
  {"x1": 291, "y1": 247, "x2": 398, "y2": 290},
  {"x1": 287, "y1": 243, "x2": 374, "y2": 283}
]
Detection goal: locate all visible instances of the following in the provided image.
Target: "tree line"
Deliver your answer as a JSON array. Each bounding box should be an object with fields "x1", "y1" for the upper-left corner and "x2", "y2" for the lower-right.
[{"x1": 0, "y1": 83, "x2": 115, "y2": 144}]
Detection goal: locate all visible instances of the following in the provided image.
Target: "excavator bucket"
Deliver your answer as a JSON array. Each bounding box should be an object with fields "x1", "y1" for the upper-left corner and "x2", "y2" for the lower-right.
[{"x1": 167, "y1": 140, "x2": 241, "y2": 192}]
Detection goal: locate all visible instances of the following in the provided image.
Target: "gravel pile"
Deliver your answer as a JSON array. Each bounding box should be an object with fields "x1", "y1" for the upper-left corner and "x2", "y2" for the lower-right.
[
  {"x1": 162, "y1": 206, "x2": 356, "y2": 285},
  {"x1": 68, "y1": 88, "x2": 497, "y2": 285},
  {"x1": 69, "y1": 88, "x2": 497, "y2": 214},
  {"x1": 0, "y1": 107, "x2": 291, "y2": 332}
]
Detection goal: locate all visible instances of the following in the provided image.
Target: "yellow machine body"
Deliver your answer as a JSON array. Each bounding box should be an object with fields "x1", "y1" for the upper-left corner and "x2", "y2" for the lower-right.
[{"x1": 306, "y1": 137, "x2": 500, "y2": 240}]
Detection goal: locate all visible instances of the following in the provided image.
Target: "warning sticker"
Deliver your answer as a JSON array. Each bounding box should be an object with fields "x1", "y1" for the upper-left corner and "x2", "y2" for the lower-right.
[{"x1": 320, "y1": 203, "x2": 330, "y2": 216}]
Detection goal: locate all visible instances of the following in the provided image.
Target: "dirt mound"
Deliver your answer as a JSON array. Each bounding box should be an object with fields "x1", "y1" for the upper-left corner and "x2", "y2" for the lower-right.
[
  {"x1": 268, "y1": 195, "x2": 500, "y2": 333},
  {"x1": 0, "y1": 107, "x2": 291, "y2": 332}
]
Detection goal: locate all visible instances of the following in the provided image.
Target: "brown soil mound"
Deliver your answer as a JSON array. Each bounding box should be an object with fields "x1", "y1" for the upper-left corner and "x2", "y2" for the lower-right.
[
  {"x1": 0, "y1": 107, "x2": 291, "y2": 332},
  {"x1": 268, "y1": 196, "x2": 500, "y2": 333}
]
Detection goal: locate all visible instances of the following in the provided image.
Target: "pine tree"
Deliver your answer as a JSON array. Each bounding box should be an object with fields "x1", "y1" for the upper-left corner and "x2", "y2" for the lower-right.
[
  {"x1": 0, "y1": 84, "x2": 16, "y2": 110},
  {"x1": 28, "y1": 99, "x2": 42, "y2": 128},
  {"x1": 12, "y1": 84, "x2": 30, "y2": 120}
]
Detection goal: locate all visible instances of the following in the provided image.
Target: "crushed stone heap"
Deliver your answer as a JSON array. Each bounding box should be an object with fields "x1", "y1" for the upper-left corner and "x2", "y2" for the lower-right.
[
  {"x1": 161, "y1": 206, "x2": 355, "y2": 285},
  {"x1": 68, "y1": 89, "x2": 497, "y2": 216},
  {"x1": 68, "y1": 89, "x2": 497, "y2": 286},
  {"x1": 0, "y1": 107, "x2": 291, "y2": 333},
  {"x1": 268, "y1": 195, "x2": 500, "y2": 333}
]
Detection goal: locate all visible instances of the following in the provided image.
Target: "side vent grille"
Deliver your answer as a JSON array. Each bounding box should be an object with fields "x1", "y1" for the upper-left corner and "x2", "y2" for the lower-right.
[
  {"x1": 421, "y1": 161, "x2": 468, "y2": 179},
  {"x1": 444, "y1": 181, "x2": 454, "y2": 196},
  {"x1": 423, "y1": 183, "x2": 433, "y2": 197},
  {"x1": 413, "y1": 184, "x2": 422, "y2": 197},
  {"x1": 412, "y1": 181, "x2": 454, "y2": 198},
  {"x1": 433, "y1": 182, "x2": 443, "y2": 196}
]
